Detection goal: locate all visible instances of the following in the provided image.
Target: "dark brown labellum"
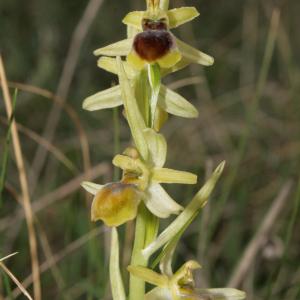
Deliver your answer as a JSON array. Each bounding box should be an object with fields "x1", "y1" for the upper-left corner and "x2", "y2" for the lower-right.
[{"x1": 133, "y1": 30, "x2": 174, "y2": 62}]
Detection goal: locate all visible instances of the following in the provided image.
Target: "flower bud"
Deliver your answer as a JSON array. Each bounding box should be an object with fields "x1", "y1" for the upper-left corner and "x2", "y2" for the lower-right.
[{"x1": 91, "y1": 182, "x2": 141, "y2": 226}]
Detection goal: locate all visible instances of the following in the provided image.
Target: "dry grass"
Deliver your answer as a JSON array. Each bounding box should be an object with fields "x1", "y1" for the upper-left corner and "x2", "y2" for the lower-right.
[{"x1": 0, "y1": 0, "x2": 299, "y2": 299}]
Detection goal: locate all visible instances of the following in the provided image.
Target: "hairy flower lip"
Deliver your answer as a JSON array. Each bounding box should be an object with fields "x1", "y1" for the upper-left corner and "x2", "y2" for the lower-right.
[
  {"x1": 133, "y1": 30, "x2": 174, "y2": 62},
  {"x1": 90, "y1": 182, "x2": 141, "y2": 227}
]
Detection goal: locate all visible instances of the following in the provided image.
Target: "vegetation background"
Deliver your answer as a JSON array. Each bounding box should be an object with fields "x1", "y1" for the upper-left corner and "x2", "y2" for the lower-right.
[{"x1": 0, "y1": 0, "x2": 299, "y2": 299}]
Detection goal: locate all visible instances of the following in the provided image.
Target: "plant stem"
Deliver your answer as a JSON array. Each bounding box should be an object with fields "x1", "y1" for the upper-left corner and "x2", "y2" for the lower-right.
[{"x1": 128, "y1": 204, "x2": 148, "y2": 300}]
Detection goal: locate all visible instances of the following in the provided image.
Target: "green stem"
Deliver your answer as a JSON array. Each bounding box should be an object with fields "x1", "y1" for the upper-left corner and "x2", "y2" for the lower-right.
[
  {"x1": 128, "y1": 205, "x2": 159, "y2": 300},
  {"x1": 128, "y1": 204, "x2": 148, "y2": 300}
]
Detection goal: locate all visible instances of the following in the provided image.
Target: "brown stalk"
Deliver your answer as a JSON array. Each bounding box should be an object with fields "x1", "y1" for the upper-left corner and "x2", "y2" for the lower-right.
[
  {"x1": 227, "y1": 180, "x2": 293, "y2": 288},
  {"x1": 0, "y1": 116, "x2": 76, "y2": 173},
  {"x1": 8, "y1": 81, "x2": 91, "y2": 187},
  {"x1": 0, "y1": 162, "x2": 110, "y2": 232},
  {"x1": 32, "y1": 0, "x2": 105, "y2": 183},
  {"x1": 0, "y1": 56, "x2": 41, "y2": 299},
  {"x1": 10, "y1": 226, "x2": 107, "y2": 299}
]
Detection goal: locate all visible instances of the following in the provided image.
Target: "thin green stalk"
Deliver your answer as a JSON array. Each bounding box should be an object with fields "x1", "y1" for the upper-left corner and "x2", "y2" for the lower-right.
[
  {"x1": 1, "y1": 270, "x2": 12, "y2": 299},
  {"x1": 0, "y1": 89, "x2": 17, "y2": 207}
]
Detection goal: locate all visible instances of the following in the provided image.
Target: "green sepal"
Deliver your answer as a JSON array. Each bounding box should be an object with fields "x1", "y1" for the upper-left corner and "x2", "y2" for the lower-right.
[
  {"x1": 82, "y1": 85, "x2": 122, "y2": 111},
  {"x1": 159, "y1": 86, "x2": 199, "y2": 118}
]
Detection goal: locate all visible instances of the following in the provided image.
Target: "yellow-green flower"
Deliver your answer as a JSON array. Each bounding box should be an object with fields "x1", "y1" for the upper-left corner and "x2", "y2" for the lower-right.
[
  {"x1": 83, "y1": 1, "x2": 213, "y2": 125},
  {"x1": 82, "y1": 129, "x2": 197, "y2": 226},
  {"x1": 93, "y1": 2, "x2": 214, "y2": 70},
  {"x1": 128, "y1": 261, "x2": 246, "y2": 300},
  {"x1": 82, "y1": 57, "x2": 199, "y2": 121}
]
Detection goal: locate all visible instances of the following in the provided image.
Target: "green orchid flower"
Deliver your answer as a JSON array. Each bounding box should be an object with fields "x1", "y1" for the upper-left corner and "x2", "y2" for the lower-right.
[
  {"x1": 81, "y1": 129, "x2": 197, "y2": 226},
  {"x1": 83, "y1": 1, "x2": 214, "y2": 126},
  {"x1": 82, "y1": 57, "x2": 199, "y2": 121},
  {"x1": 94, "y1": 1, "x2": 214, "y2": 70},
  {"x1": 128, "y1": 261, "x2": 246, "y2": 300}
]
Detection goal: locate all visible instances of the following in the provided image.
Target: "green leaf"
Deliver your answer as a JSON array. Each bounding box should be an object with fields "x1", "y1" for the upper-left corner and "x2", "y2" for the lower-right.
[
  {"x1": 0, "y1": 89, "x2": 17, "y2": 207},
  {"x1": 110, "y1": 228, "x2": 126, "y2": 300}
]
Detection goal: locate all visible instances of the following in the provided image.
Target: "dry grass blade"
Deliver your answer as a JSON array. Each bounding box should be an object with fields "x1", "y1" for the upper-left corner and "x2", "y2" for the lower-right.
[
  {"x1": 0, "y1": 252, "x2": 18, "y2": 263},
  {"x1": 0, "y1": 56, "x2": 41, "y2": 299},
  {"x1": 227, "y1": 180, "x2": 293, "y2": 288},
  {"x1": 0, "y1": 162, "x2": 110, "y2": 232},
  {"x1": 0, "y1": 262, "x2": 33, "y2": 300},
  {"x1": 0, "y1": 116, "x2": 77, "y2": 173},
  {"x1": 32, "y1": 0, "x2": 105, "y2": 182},
  {"x1": 8, "y1": 81, "x2": 91, "y2": 184},
  {"x1": 10, "y1": 226, "x2": 107, "y2": 299}
]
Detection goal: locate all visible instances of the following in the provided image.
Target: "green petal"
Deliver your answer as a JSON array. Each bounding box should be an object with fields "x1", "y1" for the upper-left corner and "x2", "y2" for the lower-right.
[
  {"x1": 144, "y1": 183, "x2": 183, "y2": 218},
  {"x1": 142, "y1": 161, "x2": 225, "y2": 259},
  {"x1": 122, "y1": 11, "x2": 144, "y2": 30},
  {"x1": 161, "y1": 57, "x2": 191, "y2": 76},
  {"x1": 167, "y1": 7, "x2": 200, "y2": 29},
  {"x1": 176, "y1": 38, "x2": 214, "y2": 66},
  {"x1": 112, "y1": 154, "x2": 140, "y2": 173},
  {"x1": 146, "y1": 287, "x2": 172, "y2": 300},
  {"x1": 127, "y1": 265, "x2": 168, "y2": 288},
  {"x1": 159, "y1": 85, "x2": 198, "y2": 118},
  {"x1": 117, "y1": 57, "x2": 149, "y2": 161},
  {"x1": 94, "y1": 39, "x2": 133, "y2": 56},
  {"x1": 97, "y1": 57, "x2": 137, "y2": 78},
  {"x1": 82, "y1": 85, "x2": 122, "y2": 111},
  {"x1": 110, "y1": 228, "x2": 126, "y2": 300},
  {"x1": 193, "y1": 288, "x2": 246, "y2": 300},
  {"x1": 152, "y1": 168, "x2": 197, "y2": 184},
  {"x1": 81, "y1": 181, "x2": 103, "y2": 195},
  {"x1": 144, "y1": 129, "x2": 167, "y2": 168}
]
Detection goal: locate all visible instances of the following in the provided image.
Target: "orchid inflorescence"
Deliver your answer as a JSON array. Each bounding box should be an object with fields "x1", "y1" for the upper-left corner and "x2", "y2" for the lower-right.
[{"x1": 81, "y1": 0, "x2": 246, "y2": 299}]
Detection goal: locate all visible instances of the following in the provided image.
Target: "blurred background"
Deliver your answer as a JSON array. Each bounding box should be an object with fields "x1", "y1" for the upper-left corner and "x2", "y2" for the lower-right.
[{"x1": 0, "y1": 0, "x2": 299, "y2": 299}]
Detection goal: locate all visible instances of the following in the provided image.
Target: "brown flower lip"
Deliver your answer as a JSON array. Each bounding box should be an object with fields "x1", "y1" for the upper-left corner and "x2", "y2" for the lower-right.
[{"x1": 133, "y1": 30, "x2": 174, "y2": 62}]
